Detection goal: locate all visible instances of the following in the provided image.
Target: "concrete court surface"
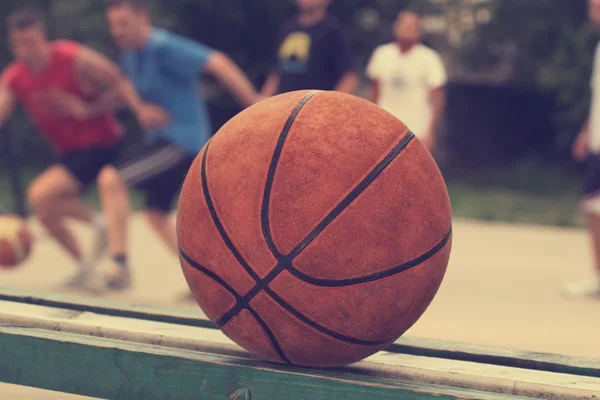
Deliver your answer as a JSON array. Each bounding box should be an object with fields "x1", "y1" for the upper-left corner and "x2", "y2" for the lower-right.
[{"x1": 1, "y1": 215, "x2": 599, "y2": 398}]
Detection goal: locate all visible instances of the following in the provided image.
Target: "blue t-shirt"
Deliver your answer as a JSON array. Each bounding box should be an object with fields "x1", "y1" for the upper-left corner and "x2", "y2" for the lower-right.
[{"x1": 120, "y1": 28, "x2": 213, "y2": 154}]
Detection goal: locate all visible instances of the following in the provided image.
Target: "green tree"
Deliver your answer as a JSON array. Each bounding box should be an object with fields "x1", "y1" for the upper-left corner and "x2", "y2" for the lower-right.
[{"x1": 459, "y1": 0, "x2": 596, "y2": 154}]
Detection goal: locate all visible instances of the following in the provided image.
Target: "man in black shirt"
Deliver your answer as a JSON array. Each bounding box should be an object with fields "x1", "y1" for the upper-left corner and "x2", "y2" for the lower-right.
[{"x1": 262, "y1": 0, "x2": 358, "y2": 96}]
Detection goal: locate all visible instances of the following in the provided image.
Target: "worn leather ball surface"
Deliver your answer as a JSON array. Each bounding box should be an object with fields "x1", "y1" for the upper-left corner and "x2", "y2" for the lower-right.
[{"x1": 177, "y1": 90, "x2": 452, "y2": 367}]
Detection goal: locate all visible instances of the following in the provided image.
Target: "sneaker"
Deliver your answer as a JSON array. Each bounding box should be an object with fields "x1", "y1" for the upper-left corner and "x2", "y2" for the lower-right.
[
  {"x1": 105, "y1": 264, "x2": 132, "y2": 291},
  {"x1": 86, "y1": 214, "x2": 108, "y2": 266},
  {"x1": 61, "y1": 269, "x2": 90, "y2": 289},
  {"x1": 60, "y1": 266, "x2": 98, "y2": 292},
  {"x1": 177, "y1": 291, "x2": 195, "y2": 303},
  {"x1": 562, "y1": 276, "x2": 600, "y2": 298}
]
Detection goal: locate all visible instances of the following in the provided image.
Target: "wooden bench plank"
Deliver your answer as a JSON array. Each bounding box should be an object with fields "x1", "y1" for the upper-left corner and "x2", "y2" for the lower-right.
[
  {"x1": 388, "y1": 338, "x2": 600, "y2": 380},
  {"x1": 0, "y1": 300, "x2": 598, "y2": 399},
  {"x1": 2, "y1": 287, "x2": 599, "y2": 380},
  {"x1": 0, "y1": 288, "x2": 212, "y2": 329},
  {"x1": 0, "y1": 326, "x2": 539, "y2": 400}
]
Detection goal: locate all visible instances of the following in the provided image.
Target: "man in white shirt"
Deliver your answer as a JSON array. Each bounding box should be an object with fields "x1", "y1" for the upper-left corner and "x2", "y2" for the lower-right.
[
  {"x1": 366, "y1": 11, "x2": 447, "y2": 151},
  {"x1": 565, "y1": 0, "x2": 600, "y2": 298}
]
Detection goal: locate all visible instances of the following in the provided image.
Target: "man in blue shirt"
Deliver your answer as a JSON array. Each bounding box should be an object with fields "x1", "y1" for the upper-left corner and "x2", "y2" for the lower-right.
[{"x1": 91, "y1": 0, "x2": 262, "y2": 290}]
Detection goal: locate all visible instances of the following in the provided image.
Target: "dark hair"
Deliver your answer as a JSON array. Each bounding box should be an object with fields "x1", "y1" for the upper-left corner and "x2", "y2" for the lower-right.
[
  {"x1": 106, "y1": 0, "x2": 150, "y2": 11},
  {"x1": 7, "y1": 8, "x2": 45, "y2": 31}
]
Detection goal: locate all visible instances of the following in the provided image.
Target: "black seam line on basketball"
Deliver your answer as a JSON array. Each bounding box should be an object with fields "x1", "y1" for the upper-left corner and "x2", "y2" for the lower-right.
[
  {"x1": 286, "y1": 228, "x2": 453, "y2": 287},
  {"x1": 179, "y1": 247, "x2": 242, "y2": 301},
  {"x1": 215, "y1": 262, "x2": 287, "y2": 328},
  {"x1": 263, "y1": 287, "x2": 389, "y2": 346},
  {"x1": 200, "y1": 138, "x2": 261, "y2": 282},
  {"x1": 287, "y1": 131, "x2": 415, "y2": 259},
  {"x1": 246, "y1": 306, "x2": 292, "y2": 364},
  {"x1": 215, "y1": 131, "x2": 416, "y2": 329},
  {"x1": 215, "y1": 92, "x2": 319, "y2": 328},
  {"x1": 262, "y1": 90, "x2": 320, "y2": 258},
  {"x1": 180, "y1": 247, "x2": 292, "y2": 364}
]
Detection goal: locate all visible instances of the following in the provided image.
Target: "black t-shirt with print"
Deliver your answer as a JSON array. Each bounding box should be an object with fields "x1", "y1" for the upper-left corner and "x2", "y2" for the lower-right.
[{"x1": 274, "y1": 15, "x2": 354, "y2": 94}]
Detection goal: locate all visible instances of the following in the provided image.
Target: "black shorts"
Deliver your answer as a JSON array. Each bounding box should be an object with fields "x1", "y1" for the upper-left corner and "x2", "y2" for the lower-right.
[
  {"x1": 583, "y1": 154, "x2": 600, "y2": 198},
  {"x1": 116, "y1": 139, "x2": 195, "y2": 212},
  {"x1": 59, "y1": 144, "x2": 120, "y2": 190}
]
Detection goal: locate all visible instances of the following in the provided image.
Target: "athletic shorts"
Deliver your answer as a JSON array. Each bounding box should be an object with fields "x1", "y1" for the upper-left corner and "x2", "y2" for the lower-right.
[
  {"x1": 59, "y1": 144, "x2": 120, "y2": 190},
  {"x1": 116, "y1": 139, "x2": 195, "y2": 213},
  {"x1": 581, "y1": 154, "x2": 600, "y2": 214}
]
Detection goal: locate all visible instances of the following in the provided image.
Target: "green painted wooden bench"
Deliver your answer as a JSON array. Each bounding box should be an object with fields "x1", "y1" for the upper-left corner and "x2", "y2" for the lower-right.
[{"x1": 0, "y1": 288, "x2": 598, "y2": 399}]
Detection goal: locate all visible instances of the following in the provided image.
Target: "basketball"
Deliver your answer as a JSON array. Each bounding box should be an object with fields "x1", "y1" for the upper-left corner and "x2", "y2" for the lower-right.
[
  {"x1": 177, "y1": 90, "x2": 452, "y2": 367},
  {"x1": 0, "y1": 215, "x2": 33, "y2": 269}
]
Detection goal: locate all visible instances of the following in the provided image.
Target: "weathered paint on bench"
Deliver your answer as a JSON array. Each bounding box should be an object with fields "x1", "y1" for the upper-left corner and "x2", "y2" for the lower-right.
[
  {"x1": 1, "y1": 288, "x2": 599, "y2": 379},
  {"x1": 0, "y1": 326, "x2": 544, "y2": 400}
]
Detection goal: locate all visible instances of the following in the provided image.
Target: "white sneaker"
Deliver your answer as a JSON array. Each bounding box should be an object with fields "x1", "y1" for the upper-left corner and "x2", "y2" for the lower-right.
[
  {"x1": 85, "y1": 214, "x2": 108, "y2": 266},
  {"x1": 177, "y1": 291, "x2": 195, "y2": 303},
  {"x1": 563, "y1": 275, "x2": 600, "y2": 298},
  {"x1": 105, "y1": 264, "x2": 132, "y2": 291},
  {"x1": 60, "y1": 265, "x2": 95, "y2": 291}
]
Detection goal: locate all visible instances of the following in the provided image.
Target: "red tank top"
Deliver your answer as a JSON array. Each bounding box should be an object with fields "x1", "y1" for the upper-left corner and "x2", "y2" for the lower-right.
[{"x1": 0, "y1": 40, "x2": 122, "y2": 155}]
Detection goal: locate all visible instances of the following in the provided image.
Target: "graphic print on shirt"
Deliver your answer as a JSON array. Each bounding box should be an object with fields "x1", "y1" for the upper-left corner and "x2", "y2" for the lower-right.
[{"x1": 278, "y1": 32, "x2": 312, "y2": 74}]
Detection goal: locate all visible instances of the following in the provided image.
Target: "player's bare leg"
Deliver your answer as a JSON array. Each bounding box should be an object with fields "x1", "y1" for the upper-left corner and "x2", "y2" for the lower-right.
[
  {"x1": 98, "y1": 166, "x2": 132, "y2": 290},
  {"x1": 27, "y1": 166, "x2": 85, "y2": 260},
  {"x1": 564, "y1": 204, "x2": 600, "y2": 298},
  {"x1": 589, "y1": 214, "x2": 600, "y2": 276},
  {"x1": 51, "y1": 197, "x2": 93, "y2": 223},
  {"x1": 27, "y1": 165, "x2": 105, "y2": 288},
  {"x1": 144, "y1": 209, "x2": 193, "y2": 301},
  {"x1": 144, "y1": 209, "x2": 178, "y2": 254},
  {"x1": 51, "y1": 197, "x2": 108, "y2": 267}
]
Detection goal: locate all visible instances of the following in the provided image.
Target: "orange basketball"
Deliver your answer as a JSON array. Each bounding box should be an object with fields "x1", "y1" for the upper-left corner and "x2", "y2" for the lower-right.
[
  {"x1": 177, "y1": 91, "x2": 452, "y2": 367},
  {"x1": 0, "y1": 215, "x2": 33, "y2": 269}
]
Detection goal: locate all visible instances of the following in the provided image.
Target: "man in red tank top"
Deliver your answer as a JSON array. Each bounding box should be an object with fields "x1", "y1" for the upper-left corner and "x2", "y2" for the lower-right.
[{"x1": 0, "y1": 9, "x2": 151, "y2": 289}]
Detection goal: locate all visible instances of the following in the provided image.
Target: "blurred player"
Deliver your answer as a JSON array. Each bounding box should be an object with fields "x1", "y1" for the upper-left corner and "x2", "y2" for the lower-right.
[
  {"x1": 565, "y1": 0, "x2": 600, "y2": 298},
  {"x1": 90, "y1": 0, "x2": 263, "y2": 291},
  {"x1": 366, "y1": 11, "x2": 447, "y2": 151},
  {"x1": 0, "y1": 9, "x2": 132, "y2": 288},
  {"x1": 262, "y1": 0, "x2": 358, "y2": 96}
]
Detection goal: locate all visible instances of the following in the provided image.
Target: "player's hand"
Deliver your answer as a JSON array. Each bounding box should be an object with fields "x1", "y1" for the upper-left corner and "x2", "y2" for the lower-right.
[
  {"x1": 135, "y1": 103, "x2": 170, "y2": 132},
  {"x1": 572, "y1": 131, "x2": 590, "y2": 162},
  {"x1": 42, "y1": 89, "x2": 90, "y2": 120}
]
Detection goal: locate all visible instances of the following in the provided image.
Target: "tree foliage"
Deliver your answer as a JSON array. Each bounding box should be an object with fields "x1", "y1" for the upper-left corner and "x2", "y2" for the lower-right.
[
  {"x1": 0, "y1": 0, "x2": 597, "y2": 166},
  {"x1": 459, "y1": 0, "x2": 597, "y2": 154}
]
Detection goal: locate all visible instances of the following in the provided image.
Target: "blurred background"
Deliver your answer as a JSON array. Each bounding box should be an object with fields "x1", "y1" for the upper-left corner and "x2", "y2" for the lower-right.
[
  {"x1": 0, "y1": 0, "x2": 596, "y2": 227},
  {"x1": 1, "y1": 8, "x2": 600, "y2": 400}
]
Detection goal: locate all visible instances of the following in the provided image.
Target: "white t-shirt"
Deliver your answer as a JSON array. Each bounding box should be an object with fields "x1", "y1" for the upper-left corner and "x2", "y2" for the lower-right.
[
  {"x1": 366, "y1": 43, "x2": 447, "y2": 137},
  {"x1": 590, "y1": 42, "x2": 600, "y2": 152}
]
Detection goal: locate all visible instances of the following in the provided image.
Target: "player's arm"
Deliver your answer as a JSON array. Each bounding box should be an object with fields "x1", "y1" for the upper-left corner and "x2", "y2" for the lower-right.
[
  {"x1": 573, "y1": 118, "x2": 590, "y2": 161},
  {"x1": 74, "y1": 47, "x2": 146, "y2": 116},
  {"x1": 261, "y1": 71, "x2": 280, "y2": 98},
  {"x1": 261, "y1": 24, "x2": 287, "y2": 98},
  {"x1": 0, "y1": 82, "x2": 16, "y2": 128},
  {"x1": 62, "y1": 47, "x2": 168, "y2": 130},
  {"x1": 204, "y1": 52, "x2": 262, "y2": 108},
  {"x1": 368, "y1": 80, "x2": 380, "y2": 104},
  {"x1": 158, "y1": 37, "x2": 261, "y2": 108},
  {"x1": 335, "y1": 72, "x2": 359, "y2": 94},
  {"x1": 366, "y1": 48, "x2": 381, "y2": 104},
  {"x1": 46, "y1": 86, "x2": 123, "y2": 120},
  {"x1": 331, "y1": 25, "x2": 358, "y2": 94},
  {"x1": 428, "y1": 86, "x2": 446, "y2": 140},
  {"x1": 422, "y1": 53, "x2": 448, "y2": 149}
]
